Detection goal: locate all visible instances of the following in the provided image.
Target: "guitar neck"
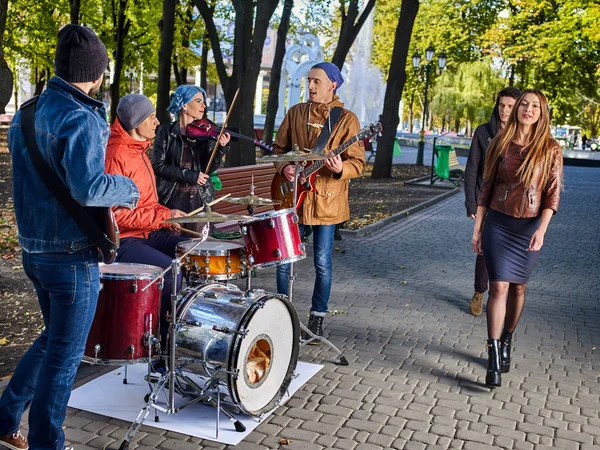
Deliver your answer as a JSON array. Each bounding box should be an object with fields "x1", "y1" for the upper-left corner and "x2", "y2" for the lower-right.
[{"x1": 303, "y1": 135, "x2": 360, "y2": 177}]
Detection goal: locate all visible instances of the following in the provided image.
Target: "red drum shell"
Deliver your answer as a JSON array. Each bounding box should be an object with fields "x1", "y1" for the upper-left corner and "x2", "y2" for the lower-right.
[
  {"x1": 241, "y1": 208, "x2": 306, "y2": 269},
  {"x1": 84, "y1": 263, "x2": 162, "y2": 365}
]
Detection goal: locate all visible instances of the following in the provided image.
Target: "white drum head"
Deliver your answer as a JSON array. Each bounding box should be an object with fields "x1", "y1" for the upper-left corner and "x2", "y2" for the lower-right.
[
  {"x1": 178, "y1": 240, "x2": 243, "y2": 254},
  {"x1": 234, "y1": 298, "x2": 295, "y2": 413}
]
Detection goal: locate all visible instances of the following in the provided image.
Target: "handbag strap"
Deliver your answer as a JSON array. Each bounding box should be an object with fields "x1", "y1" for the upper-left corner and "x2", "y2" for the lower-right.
[
  {"x1": 313, "y1": 107, "x2": 343, "y2": 154},
  {"x1": 20, "y1": 97, "x2": 107, "y2": 246}
]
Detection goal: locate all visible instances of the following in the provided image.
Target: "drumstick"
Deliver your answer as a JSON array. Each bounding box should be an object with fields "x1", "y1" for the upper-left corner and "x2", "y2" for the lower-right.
[
  {"x1": 179, "y1": 228, "x2": 205, "y2": 237},
  {"x1": 186, "y1": 193, "x2": 232, "y2": 216}
]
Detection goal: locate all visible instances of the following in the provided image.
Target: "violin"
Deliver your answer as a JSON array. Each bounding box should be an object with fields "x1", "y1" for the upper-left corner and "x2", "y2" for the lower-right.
[{"x1": 185, "y1": 117, "x2": 274, "y2": 153}]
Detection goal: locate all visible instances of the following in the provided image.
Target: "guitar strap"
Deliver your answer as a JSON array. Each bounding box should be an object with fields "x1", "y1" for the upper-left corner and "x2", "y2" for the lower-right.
[
  {"x1": 20, "y1": 96, "x2": 117, "y2": 257},
  {"x1": 313, "y1": 107, "x2": 343, "y2": 154}
]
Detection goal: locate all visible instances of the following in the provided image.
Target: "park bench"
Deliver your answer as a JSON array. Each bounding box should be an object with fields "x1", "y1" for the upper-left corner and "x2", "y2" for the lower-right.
[
  {"x1": 430, "y1": 144, "x2": 465, "y2": 186},
  {"x1": 212, "y1": 163, "x2": 276, "y2": 235}
]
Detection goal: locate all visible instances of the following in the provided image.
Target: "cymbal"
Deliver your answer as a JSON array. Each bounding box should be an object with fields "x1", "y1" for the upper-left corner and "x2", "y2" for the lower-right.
[
  {"x1": 164, "y1": 210, "x2": 253, "y2": 224},
  {"x1": 257, "y1": 149, "x2": 330, "y2": 162},
  {"x1": 225, "y1": 195, "x2": 282, "y2": 206}
]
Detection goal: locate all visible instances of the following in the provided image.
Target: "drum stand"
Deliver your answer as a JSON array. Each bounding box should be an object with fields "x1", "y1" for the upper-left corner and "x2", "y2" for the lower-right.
[
  {"x1": 287, "y1": 161, "x2": 348, "y2": 366},
  {"x1": 118, "y1": 224, "x2": 246, "y2": 450}
]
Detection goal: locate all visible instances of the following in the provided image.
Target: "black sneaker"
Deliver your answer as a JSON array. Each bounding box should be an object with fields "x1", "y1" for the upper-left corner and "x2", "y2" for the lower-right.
[{"x1": 301, "y1": 314, "x2": 324, "y2": 344}]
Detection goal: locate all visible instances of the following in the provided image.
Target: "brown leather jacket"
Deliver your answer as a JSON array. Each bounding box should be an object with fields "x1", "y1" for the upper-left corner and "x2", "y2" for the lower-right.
[
  {"x1": 273, "y1": 96, "x2": 366, "y2": 225},
  {"x1": 478, "y1": 141, "x2": 563, "y2": 218}
]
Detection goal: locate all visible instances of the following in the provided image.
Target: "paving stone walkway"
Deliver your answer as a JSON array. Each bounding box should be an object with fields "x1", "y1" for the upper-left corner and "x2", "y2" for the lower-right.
[{"x1": 11, "y1": 165, "x2": 600, "y2": 449}]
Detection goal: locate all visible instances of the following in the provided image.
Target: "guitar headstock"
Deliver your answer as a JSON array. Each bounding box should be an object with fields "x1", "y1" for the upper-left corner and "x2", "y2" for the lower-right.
[{"x1": 358, "y1": 122, "x2": 383, "y2": 140}]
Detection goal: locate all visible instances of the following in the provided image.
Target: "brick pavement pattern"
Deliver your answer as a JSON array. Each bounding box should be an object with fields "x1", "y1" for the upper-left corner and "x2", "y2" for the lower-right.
[{"x1": 12, "y1": 166, "x2": 600, "y2": 449}]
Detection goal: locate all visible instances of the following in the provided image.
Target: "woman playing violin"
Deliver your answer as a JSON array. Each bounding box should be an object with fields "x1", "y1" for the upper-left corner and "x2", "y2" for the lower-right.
[{"x1": 152, "y1": 85, "x2": 231, "y2": 231}]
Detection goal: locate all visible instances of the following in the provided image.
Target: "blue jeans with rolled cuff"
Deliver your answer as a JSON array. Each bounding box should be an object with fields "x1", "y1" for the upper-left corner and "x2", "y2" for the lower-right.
[
  {"x1": 0, "y1": 249, "x2": 100, "y2": 450},
  {"x1": 276, "y1": 224, "x2": 336, "y2": 315}
]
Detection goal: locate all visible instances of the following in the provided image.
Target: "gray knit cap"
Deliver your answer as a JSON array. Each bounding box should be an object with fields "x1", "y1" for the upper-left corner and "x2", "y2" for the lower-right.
[
  {"x1": 54, "y1": 25, "x2": 108, "y2": 83},
  {"x1": 117, "y1": 94, "x2": 156, "y2": 131}
]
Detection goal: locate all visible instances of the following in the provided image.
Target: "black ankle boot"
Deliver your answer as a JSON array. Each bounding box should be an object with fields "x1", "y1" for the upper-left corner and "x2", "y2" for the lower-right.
[
  {"x1": 486, "y1": 339, "x2": 502, "y2": 388},
  {"x1": 500, "y1": 329, "x2": 513, "y2": 373},
  {"x1": 301, "y1": 314, "x2": 324, "y2": 344}
]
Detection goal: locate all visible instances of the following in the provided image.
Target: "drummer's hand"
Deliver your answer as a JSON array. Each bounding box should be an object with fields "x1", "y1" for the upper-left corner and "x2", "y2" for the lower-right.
[
  {"x1": 282, "y1": 164, "x2": 295, "y2": 182},
  {"x1": 170, "y1": 209, "x2": 186, "y2": 218},
  {"x1": 325, "y1": 154, "x2": 343, "y2": 174},
  {"x1": 197, "y1": 173, "x2": 210, "y2": 185},
  {"x1": 219, "y1": 132, "x2": 231, "y2": 147}
]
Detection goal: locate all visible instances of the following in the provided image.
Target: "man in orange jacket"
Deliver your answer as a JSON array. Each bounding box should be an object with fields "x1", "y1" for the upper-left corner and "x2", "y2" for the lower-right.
[{"x1": 105, "y1": 94, "x2": 189, "y2": 343}]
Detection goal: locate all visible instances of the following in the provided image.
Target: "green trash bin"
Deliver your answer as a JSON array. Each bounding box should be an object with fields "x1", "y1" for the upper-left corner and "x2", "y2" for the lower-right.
[{"x1": 435, "y1": 144, "x2": 453, "y2": 180}]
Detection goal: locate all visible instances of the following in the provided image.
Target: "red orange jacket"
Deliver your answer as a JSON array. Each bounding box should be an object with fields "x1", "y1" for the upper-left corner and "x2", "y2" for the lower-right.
[{"x1": 105, "y1": 118, "x2": 172, "y2": 238}]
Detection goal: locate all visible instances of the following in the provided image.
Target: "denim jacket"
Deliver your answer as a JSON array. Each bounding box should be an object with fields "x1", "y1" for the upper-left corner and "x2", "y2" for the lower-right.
[{"x1": 9, "y1": 76, "x2": 139, "y2": 253}]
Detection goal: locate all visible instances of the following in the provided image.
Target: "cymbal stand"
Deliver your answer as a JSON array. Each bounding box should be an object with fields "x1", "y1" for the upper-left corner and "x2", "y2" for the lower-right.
[
  {"x1": 118, "y1": 223, "x2": 245, "y2": 450},
  {"x1": 245, "y1": 176, "x2": 256, "y2": 292},
  {"x1": 287, "y1": 162, "x2": 348, "y2": 366}
]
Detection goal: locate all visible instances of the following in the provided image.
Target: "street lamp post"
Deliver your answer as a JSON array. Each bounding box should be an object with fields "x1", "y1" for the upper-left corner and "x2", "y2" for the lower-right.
[
  {"x1": 125, "y1": 67, "x2": 136, "y2": 93},
  {"x1": 412, "y1": 46, "x2": 447, "y2": 166}
]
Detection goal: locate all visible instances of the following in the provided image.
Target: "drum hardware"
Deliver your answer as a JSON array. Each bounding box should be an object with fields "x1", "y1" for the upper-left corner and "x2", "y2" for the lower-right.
[
  {"x1": 212, "y1": 325, "x2": 248, "y2": 337},
  {"x1": 281, "y1": 159, "x2": 348, "y2": 366},
  {"x1": 118, "y1": 228, "x2": 300, "y2": 450}
]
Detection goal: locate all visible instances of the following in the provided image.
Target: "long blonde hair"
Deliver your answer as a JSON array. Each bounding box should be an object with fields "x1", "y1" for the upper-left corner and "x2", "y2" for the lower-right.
[{"x1": 483, "y1": 89, "x2": 558, "y2": 188}]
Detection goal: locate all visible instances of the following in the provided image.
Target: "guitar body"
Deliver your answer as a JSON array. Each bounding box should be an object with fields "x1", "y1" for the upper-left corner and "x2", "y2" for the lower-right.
[
  {"x1": 271, "y1": 170, "x2": 316, "y2": 211},
  {"x1": 270, "y1": 121, "x2": 383, "y2": 212},
  {"x1": 89, "y1": 207, "x2": 120, "y2": 264}
]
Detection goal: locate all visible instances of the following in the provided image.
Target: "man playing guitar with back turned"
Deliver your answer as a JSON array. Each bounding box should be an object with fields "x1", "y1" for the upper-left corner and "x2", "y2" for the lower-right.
[{"x1": 273, "y1": 62, "x2": 366, "y2": 342}]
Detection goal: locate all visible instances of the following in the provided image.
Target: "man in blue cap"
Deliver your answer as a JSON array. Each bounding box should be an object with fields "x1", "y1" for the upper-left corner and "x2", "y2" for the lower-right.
[{"x1": 273, "y1": 62, "x2": 366, "y2": 341}]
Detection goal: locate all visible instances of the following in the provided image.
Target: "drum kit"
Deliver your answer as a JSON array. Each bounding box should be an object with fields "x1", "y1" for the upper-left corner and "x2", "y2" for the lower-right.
[{"x1": 83, "y1": 150, "x2": 348, "y2": 450}]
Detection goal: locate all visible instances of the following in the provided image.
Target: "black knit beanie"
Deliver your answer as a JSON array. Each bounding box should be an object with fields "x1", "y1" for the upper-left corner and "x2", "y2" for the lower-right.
[{"x1": 54, "y1": 25, "x2": 109, "y2": 83}]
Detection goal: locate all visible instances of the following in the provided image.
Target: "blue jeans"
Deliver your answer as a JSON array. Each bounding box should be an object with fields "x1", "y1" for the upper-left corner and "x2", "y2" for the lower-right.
[
  {"x1": 0, "y1": 250, "x2": 100, "y2": 450},
  {"x1": 276, "y1": 224, "x2": 336, "y2": 314}
]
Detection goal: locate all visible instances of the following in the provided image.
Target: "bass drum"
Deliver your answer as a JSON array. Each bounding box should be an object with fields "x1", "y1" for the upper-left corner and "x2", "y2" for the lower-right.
[{"x1": 174, "y1": 284, "x2": 300, "y2": 416}]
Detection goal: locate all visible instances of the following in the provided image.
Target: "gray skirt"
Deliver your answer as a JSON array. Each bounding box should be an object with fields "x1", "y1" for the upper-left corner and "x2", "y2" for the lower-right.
[{"x1": 482, "y1": 209, "x2": 542, "y2": 284}]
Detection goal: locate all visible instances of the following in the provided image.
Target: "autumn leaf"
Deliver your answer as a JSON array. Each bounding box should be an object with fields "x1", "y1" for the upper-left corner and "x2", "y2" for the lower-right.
[
  {"x1": 279, "y1": 438, "x2": 291, "y2": 445},
  {"x1": 0, "y1": 338, "x2": 9, "y2": 345}
]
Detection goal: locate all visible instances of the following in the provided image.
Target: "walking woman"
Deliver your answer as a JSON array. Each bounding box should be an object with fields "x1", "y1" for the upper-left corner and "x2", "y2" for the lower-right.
[
  {"x1": 472, "y1": 89, "x2": 563, "y2": 388},
  {"x1": 152, "y1": 85, "x2": 230, "y2": 232}
]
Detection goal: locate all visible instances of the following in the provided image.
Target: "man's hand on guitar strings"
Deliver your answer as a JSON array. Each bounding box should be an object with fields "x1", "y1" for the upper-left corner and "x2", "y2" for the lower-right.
[{"x1": 325, "y1": 154, "x2": 343, "y2": 174}]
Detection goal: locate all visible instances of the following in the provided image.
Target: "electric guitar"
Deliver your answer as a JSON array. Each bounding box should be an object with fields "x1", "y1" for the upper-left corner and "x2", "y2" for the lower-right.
[{"x1": 271, "y1": 122, "x2": 382, "y2": 210}]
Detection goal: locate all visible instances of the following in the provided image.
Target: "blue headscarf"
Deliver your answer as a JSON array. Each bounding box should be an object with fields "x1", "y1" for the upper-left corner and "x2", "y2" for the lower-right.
[
  {"x1": 311, "y1": 62, "x2": 344, "y2": 93},
  {"x1": 168, "y1": 85, "x2": 207, "y2": 116}
]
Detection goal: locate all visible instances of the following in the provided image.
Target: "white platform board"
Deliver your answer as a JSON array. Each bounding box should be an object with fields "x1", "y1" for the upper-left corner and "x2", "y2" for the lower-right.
[{"x1": 68, "y1": 362, "x2": 322, "y2": 446}]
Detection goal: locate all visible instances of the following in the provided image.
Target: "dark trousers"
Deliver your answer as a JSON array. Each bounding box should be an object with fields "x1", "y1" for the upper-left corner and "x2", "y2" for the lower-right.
[
  {"x1": 474, "y1": 253, "x2": 489, "y2": 293},
  {"x1": 116, "y1": 230, "x2": 189, "y2": 344}
]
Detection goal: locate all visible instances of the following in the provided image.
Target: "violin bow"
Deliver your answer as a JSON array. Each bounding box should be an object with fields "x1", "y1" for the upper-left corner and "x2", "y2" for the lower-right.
[{"x1": 204, "y1": 88, "x2": 240, "y2": 175}]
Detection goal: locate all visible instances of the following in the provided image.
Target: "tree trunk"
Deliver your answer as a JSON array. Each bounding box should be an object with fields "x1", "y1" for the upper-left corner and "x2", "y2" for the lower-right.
[
  {"x1": 200, "y1": 33, "x2": 209, "y2": 90},
  {"x1": 173, "y1": 61, "x2": 182, "y2": 86},
  {"x1": 372, "y1": 0, "x2": 419, "y2": 179},
  {"x1": 331, "y1": 0, "x2": 376, "y2": 69},
  {"x1": 454, "y1": 117, "x2": 460, "y2": 132},
  {"x1": 110, "y1": 0, "x2": 131, "y2": 123},
  {"x1": 195, "y1": 0, "x2": 278, "y2": 167},
  {"x1": 157, "y1": 0, "x2": 176, "y2": 125},
  {"x1": 263, "y1": 0, "x2": 293, "y2": 146},
  {"x1": 70, "y1": 0, "x2": 80, "y2": 24},
  {"x1": 0, "y1": 0, "x2": 12, "y2": 114}
]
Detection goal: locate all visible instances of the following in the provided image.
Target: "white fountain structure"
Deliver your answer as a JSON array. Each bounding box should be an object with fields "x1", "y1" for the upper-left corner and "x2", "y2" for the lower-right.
[
  {"x1": 276, "y1": 34, "x2": 324, "y2": 122},
  {"x1": 276, "y1": 9, "x2": 385, "y2": 127},
  {"x1": 336, "y1": 8, "x2": 386, "y2": 125}
]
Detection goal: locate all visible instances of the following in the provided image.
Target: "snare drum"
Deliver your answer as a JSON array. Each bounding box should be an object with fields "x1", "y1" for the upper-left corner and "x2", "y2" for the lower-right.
[
  {"x1": 177, "y1": 240, "x2": 247, "y2": 281},
  {"x1": 83, "y1": 263, "x2": 163, "y2": 365},
  {"x1": 174, "y1": 283, "x2": 300, "y2": 416},
  {"x1": 240, "y1": 208, "x2": 306, "y2": 269}
]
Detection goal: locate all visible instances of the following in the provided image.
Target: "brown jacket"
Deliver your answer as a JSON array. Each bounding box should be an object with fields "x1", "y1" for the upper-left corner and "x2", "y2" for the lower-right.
[
  {"x1": 478, "y1": 141, "x2": 563, "y2": 218},
  {"x1": 273, "y1": 96, "x2": 366, "y2": 225}
]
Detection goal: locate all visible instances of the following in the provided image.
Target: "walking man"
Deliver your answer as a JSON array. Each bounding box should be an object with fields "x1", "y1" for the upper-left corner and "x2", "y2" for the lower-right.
[{"x1": 464, "y1": 87, "x2": 521, "y2": 315}]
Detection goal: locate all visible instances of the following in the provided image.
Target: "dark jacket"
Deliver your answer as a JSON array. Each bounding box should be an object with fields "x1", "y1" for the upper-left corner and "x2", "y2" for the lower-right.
[
  {"x1": 478, "y1": 141, "x2": 562, "y2": 218},
  {"x1": 151, "y1": 121, "x2": 227, "y2": 206},
  {"x1": 464, "y1": 102, "x2": 502, "y2": 216}
]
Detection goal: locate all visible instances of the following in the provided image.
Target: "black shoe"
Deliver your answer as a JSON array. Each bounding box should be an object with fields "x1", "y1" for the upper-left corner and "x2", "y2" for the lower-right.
[
  {"x1": 500, "y1": 329, "x2": 513, "y2": 373},
  {"x1": 485, "y1": 339, "x2": 502, "y2": 388},
  {"x1": 301, "y1": 314, "x2": 324, "y2": 344}
]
